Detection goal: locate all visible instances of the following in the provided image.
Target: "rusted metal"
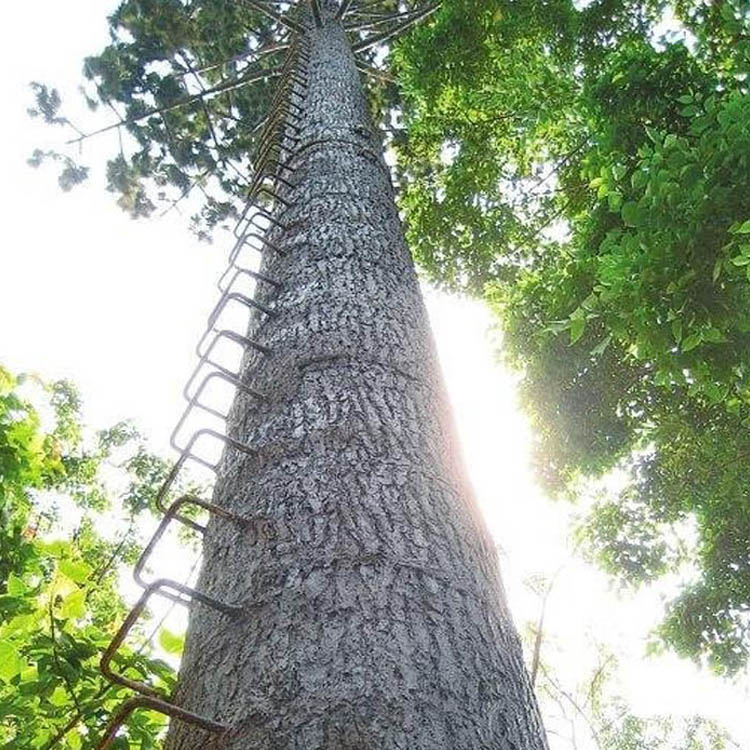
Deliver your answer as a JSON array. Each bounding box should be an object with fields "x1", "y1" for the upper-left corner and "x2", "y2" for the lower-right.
[
  {"x1": 96, "y1": 695, "x2": 228, "y2": 750},
  {"x1": 100, "y1": 580, "x2": 242, "y2": 697},
  {"x1": 134, "y1": 494, "x2": 246, "y2": 589},
  {"x1": 232, "y1": 230, "x2": 286, "y2": 261},
  {"x1": 187, "y1": 328, "x2": 271, "y2": 400},
  {"x1": 217, "y1": 265, "x2": 282, "y2": 295},
  {"x1": 170, "y1": 370, "x2": 265, "y2": 455}
]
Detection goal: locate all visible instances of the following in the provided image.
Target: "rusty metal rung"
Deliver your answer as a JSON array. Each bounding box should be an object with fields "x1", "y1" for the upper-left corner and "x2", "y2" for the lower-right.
[
  {"x1": 97, "y1": 38, "x2": 307, "y2": 745},
  {"x1": 217, "y1": 263, "x2": 282, "y2": 295},
  {"x1": 100, "y1": 580, "x2": 242, "y2": 698},
  {"x1": 186, "y1": 328, "x2": 271, "y2": 401},
  {"x1": 134, "y1": 494, "x2": 246, "y2": 589},
  {"x1": 96, "y1": 695, "x2": 227, "y2": 750},
  {"x1": 170, "y1": 370, "x2": 265, "y2": 455}
]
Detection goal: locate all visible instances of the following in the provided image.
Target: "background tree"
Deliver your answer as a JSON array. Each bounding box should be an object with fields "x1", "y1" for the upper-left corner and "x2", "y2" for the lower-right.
[
  {"x1": 0, "y1": 364, "x2": 180, "y2": 749},
  {"x1": 520, "y1": 574, "x2": 741, "y2": 750},
  {"x1": 394, "y1": 0, "x2": 750, "y2": 675}
]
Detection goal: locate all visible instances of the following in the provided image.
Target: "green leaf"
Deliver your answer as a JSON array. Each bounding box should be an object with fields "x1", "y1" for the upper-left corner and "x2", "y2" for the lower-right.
[
  {"x1": 671, "y1": 319, "x2": 683, "y2": 344},
  {"x1": 59, "y1": 559, "x2": 92, "y2": 584},
  {"x1": 703, "y1": 327, "x2": 726, "y2": 344},
  {"x1": 60, "y1": 587, "x2": 86, "y2": 620},
  {"x1": 7, "y1": 573, "x2": 28, "y2": 596},
  {"x1": 682, "y1": 333, "x2": 702, "y2": 352},
  {"x1": 591, "y1": 334, "x2": 612, "y2": 356},
  {"x1": 712, "y1": 258, "x2": 723, "y2": 282},
  {"x1": 569, "y1": 315, "x2": 586, "y2": 345},
  {"x1": 158, "y1": 628, "x2": 184, "y2": 655},
  {"x1": 0, "y1": 641, "x2": 22, "y2": 682},
  {"x1": 730, "y1": 219, "x2": 750, "y2": 235},
  {"x1": 621, "y1": 202, "x2": 640, "y2": 227},
  {"x1": 48, "y1": 685, "x2": 68, "y2": 706}
]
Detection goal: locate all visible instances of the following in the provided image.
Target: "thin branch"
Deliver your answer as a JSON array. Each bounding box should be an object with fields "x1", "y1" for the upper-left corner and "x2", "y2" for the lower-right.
[
  {"x1": 346, "y1": 6, "x2": 430, "y2": 32},
  {"x1": 530, "y1": 588, "x2": 550, "y2": 688},
  {"x1": 234, "y1": 0, "x2": 305, "y2": 34},
  {"x1": 67, "y1": 66, "x2": 283, "y2": 145},
  {"x1": 310, "y1": 0, "x2": 323, "y2": 27},
  {"x1": 176, "y1": 52, "x2": 249, "y2": 185},
  {"x1": 356, "y1": 62, "x2": 398, "y2": 84},
  {"x1": 336, "y1": 0, "x2": 357, "y2": 20},
  {"x1": 174, "y1": 42, "x2": 288, "y2": 81},
  {"x1": 540, "y1": 663, "x2": 602, "y2": 750},
  {"x1": 352, "y1": 2, "x2": 441, "y2": 52},
  {"x1": 158, "y1": 167, "x2": 216, "y2": 218}
]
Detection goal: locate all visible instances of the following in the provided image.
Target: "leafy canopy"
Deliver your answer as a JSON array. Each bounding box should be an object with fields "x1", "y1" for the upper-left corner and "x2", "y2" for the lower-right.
[{"x1": 395, "y1": 0, "x2": 750, "y2": 675}]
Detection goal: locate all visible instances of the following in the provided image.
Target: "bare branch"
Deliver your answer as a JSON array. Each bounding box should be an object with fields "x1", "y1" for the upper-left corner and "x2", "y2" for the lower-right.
[
  {"x1": 346, "y1": 6, "x2": 432, "y2": 32},
  {"x1": 175, "y1": 42, "x2": 289, "y2": 81},
  {"x1": 352, "y1": 2, "x2": 440, "y2": 53},
  {"x1": 335, "y1": 0, "x2": 357, "y2": 20},
  {"x1": 234, "y1": 0, "x2": 305, "y2": 34},
  {"x1": 356, "y1": 62, "x2": 397, "y2": 84}
]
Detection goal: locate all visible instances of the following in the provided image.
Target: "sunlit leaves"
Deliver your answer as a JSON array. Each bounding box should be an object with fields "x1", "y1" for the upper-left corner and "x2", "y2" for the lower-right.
[{"x1": 0, "y1": 367, "x2": 176, "y2": 747}]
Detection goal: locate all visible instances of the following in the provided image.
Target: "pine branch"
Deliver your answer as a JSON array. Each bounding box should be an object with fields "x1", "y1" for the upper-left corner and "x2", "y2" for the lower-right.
[
  {"x1": 67, "y1": 66, "x2": 283, "y2": 145},
  {"x1": 174, "y1": 42, "x2": 288, "y2": 81},
  {"x1": 356, "y1": 62, "x2": 397, "y2": 84},
  {"x1": 234, "y1": 0, "x2": 305, "y2": 34},
  {"x1": 351, "y1": 2, "x2": 441, "y2": 53},
  {"x1": 346, "y1": 6, "x2": 432, "y2": 32}
]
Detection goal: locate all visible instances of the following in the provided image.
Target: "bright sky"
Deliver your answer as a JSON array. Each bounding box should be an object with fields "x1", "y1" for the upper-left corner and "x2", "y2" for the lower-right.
[{"x1": 1, "y1": 3, "x2": 747, "y2": 747}]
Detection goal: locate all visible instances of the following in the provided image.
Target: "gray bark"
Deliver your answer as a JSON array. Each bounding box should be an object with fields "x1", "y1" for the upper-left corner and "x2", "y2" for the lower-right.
[{"x1": 165, "y1": 8, "x2": 548, "y2": 750}]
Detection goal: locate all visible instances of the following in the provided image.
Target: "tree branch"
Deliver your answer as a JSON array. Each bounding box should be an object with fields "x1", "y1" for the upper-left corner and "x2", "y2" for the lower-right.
[
  {"x1": 356, "y1": 62, "x2": 398, "y2": 84},
  {"x1": 346, "y1": 6, "x2": 433, "y2": 33},
  {"x1": 234, "y1": 0, "x2": 305, "y2": 34},
  {"x1": 67, "y1": 66, "x2": 282, "y2": 145},
  {"x1": 310, "y1": 0, "x2": 323, "y2": 27},
  {"x1": 352, "y1": 2, "x2": 441, "y2": 53},
  {"x1": 335, "y1": 0, "x2": 358, "y2": 20}
]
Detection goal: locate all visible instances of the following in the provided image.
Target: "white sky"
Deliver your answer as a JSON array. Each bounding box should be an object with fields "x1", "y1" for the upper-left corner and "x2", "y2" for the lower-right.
[{"x1": 0, "y1": 3, "x2": 747, "y2": 747}]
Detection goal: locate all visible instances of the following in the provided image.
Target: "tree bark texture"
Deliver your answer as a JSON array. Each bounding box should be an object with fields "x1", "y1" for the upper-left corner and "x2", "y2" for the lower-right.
[{"x1": 165, "y1": 9, "x2": 548, "y2": 750}]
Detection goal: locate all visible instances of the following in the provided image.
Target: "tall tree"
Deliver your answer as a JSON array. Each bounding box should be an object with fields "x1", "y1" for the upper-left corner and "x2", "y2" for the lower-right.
[
  {"x1": 167, "y1": 8, "x2": 545, "y2": 747},
  {"x1": 30, "y1": 0, "x2": 548, "y2": 747}
]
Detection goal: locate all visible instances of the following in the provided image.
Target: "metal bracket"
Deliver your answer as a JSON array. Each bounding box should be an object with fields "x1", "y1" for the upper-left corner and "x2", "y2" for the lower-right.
[
  {"x1": 170, "y1": 370, "x2": 265, "y2": 457},
  {"x1": 101, "y1": 580, "x2": 243, "y2": 697},
  {"x1": 96, "y1": 695, "x2": 228, "y2": 750},
  {"x1": 135, "y1": 495, "x2": 246, "y2": 588},
  {"x1": 186, "y1": 328, "x2": 270, "y2": 402}
]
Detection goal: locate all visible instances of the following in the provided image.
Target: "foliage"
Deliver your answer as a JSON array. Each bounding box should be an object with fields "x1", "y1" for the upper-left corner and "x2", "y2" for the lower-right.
[
  {"x1": 28, "y1": 0, "x2": 285, "y2": 238},
  {"x1": 396, "y1": 0, "x2": 750, "y2": 674},
  {"x1": 0, "y1": 365, "x2": 176, "y2": 749}
]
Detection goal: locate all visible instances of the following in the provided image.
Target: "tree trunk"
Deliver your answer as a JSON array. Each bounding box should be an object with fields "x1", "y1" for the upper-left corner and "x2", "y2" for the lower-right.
[{"x1": 165, "y1": 7, "x2": 547, "y2": 749}]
